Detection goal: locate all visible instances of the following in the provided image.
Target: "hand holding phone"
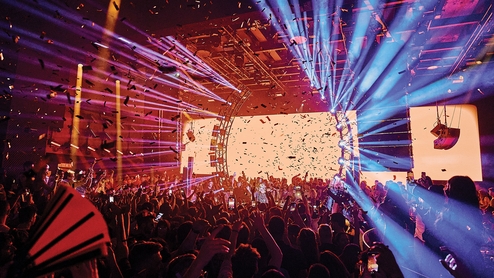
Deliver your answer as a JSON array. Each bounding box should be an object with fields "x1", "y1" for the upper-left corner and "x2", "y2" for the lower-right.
[
  {"x1": 228, "y1": 196, "x2": 236, "y2": 210},
  {"x1": 154, "y1": 213, "x2": 163, "y2": 222},
  {"x1": 289, "y1": 203, "x2": 297, "y2": 212},
  {"x1": 367, "y1": 253, "x2": 379, "y2": 273}
]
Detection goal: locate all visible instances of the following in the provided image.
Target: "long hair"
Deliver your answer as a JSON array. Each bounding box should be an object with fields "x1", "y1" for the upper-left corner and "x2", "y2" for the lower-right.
[
  {"x1": 297, "y1": 228, "x2": 319, "y2": 266},
  {"x1": 446, "y1": 176, "x2": 479, "y2": 207}
]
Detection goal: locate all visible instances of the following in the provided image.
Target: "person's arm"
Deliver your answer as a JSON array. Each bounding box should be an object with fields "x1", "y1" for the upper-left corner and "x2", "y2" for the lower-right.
[
  {"x1": 267, "y1": 191, "x2": 276, "y2": 208},
  {"x1": 183, "y1": 226, "x2": 231, "y2": 278},
  {"x1": 351, "y1": 206, "x2": 361, "y2": 247},
  {"x1": 218, "y1": 220, "x2": 243, "y2": 278},
  {"x1": 105, "y1": 245, "x2": 124, "y2": 278},
  {"x1": 288, "y1": 205, "x2": 307, "y2": 228},
  {"x1": 171, "y1": 219, "x2": 211, "y2": 257},
  {"x1": 253, "y1": 211, "x2": 283, "y2": 269},
  {"x1": 301, "y1": 192, "x2": 312, "y2": 223},
  {"x1": 113, "y1": 212, "x2": 129, "y2": 263}
]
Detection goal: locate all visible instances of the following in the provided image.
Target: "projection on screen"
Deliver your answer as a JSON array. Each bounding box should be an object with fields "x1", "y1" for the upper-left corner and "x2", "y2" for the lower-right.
[{"x1": 181, "y1": 112, "x2": 358, "y2": 179}]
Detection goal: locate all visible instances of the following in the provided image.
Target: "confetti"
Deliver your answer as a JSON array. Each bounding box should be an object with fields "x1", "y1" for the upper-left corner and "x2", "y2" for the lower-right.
[
  {"x1": 65, "y1": 92, "x2": 72, "y2": 104},
  {"x1": 170, "y1": 146, "x2": 178, "y2": 154},
  {"x1": 38, "y1": 59, "x2": 45, "y2": 69}
]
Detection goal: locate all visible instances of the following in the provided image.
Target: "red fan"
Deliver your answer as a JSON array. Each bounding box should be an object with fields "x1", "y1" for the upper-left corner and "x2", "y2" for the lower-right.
[{"x1": 10, "y1": 183, "x2": 110, "y2": 277}]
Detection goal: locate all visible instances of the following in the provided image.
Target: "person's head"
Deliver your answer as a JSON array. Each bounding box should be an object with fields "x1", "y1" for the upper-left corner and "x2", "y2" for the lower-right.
[
  {"x1": 307, "y1": 263, "x2": 330, "y2": 278},
  {"x1": 330, "y1": 212, "x2": 347, "y2": 233},
  {"x1": 320, "y1": 250, "x2": 351, "y2": 278},
  {"x1": 251, "y1": 237, "x2": 269, "y2": 266},
  {"x1": 232, "y1": 244, "x2": 261, "y2": 278},
  {"x1": 297, "y1": 228, "x2": 319, "y2": 265},
  {"x1": 339, "y1": 243, "x2": 361, "y2": 274},
  {"x1": 164, "y1": 253, "x2": 196, "y2": 278},
  {"x1": 287, "y1": 224, "x2": 301, "y2": 245},
  {"x1": 129, "y1": 241, "x2": 163, "y2": 276},
  {"x1": 318, "y1": 224, "x2": 333, "y2": 244},
  {"x1": 23, "y1": 161, "x2": 34, "y2": 172},
  {"x1": 333, "y1": 232, "x2": 350, "y2": 255},
  {"x1": 237, "y1": 224, "x2": 250, "y2": 246},
  {"x1": 267, "y1": 216, "x2": 285, "y2": 239},
  {"x1": 64, "y1": 171, "x2": 74, "y2": 181},
  {"x1": 176, "y1": 221, "x2": 193, "y2": 245},
  {"x1": 445, "y1": 176, "x2": 479, "y2": 207},
  {"x1": 488, "y1": 187, "x2": 494, "y2": 198},
  {"x1": 154, "y1": 219, "x2": 170, "y2": 239},
  {"x1": 18, "y1": 205, "x2": 37, "y2": 227},
  {"x1": 260, "y1": 268, "x2": 285, "y2": 278},
  {"x1": 136, "y1": 215, "x2": 156, "y2": 240}
]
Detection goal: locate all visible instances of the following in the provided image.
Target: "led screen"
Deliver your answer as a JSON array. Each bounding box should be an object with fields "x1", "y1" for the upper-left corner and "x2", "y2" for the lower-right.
[{"x1": 181, "y1": 111, "x2": 358, "y2": 179}]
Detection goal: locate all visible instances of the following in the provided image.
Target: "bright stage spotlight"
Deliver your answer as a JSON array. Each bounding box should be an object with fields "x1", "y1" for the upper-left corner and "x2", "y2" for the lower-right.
[
  {"x1": 338, "y1": 140, "x2": 347, "y2": 148},
  {"x1": 336, "y1": 123, "x2": 343, "y2": 131},
  {"x1": 338, "y1": 157, "x2": 346, "y2": 165}
]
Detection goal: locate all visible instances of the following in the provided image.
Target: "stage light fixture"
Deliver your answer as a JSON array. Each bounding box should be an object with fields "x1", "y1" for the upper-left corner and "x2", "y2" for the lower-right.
[
  {"x1": 338, "y1": 140, "x2": 347, "y2": 148},
  {"x1": 338, "y1": 157, "x2": 346, "y2": 165}
]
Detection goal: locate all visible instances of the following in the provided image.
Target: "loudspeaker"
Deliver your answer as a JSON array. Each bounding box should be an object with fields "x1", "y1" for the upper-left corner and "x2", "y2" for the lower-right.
[
  {"x1": 434, "y1": 127, "x2": 460, "y2": 150},
  {"x1": 430, "y1": 123, "x2": 447, "y2": 137},
  {"x1": 186, "y1": 130, "x2": 195, "y2": 142}
]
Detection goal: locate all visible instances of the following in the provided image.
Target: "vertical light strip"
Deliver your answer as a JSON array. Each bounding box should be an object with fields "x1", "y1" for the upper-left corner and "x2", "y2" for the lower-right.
[
  {"x1": 71, "y1": 64, "x2": 83, "y2": 168},
  {"x1": 115, "y1": 80, "x2": 122, "y2": 185}
]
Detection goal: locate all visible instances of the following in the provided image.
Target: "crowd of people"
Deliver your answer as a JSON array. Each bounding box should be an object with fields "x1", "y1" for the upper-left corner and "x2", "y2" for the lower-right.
[{"x1": 0, "y1": 156, "x2": 493, "y2": 278}]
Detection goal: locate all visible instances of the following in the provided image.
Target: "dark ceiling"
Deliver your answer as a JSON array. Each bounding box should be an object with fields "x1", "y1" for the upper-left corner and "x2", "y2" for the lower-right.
[
  {"x1": 1, "y1": 0, "x2": 493, "y2": 117},
  {"x1": 145, "y1": 0, "x2": 494, "y2": 116}
]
